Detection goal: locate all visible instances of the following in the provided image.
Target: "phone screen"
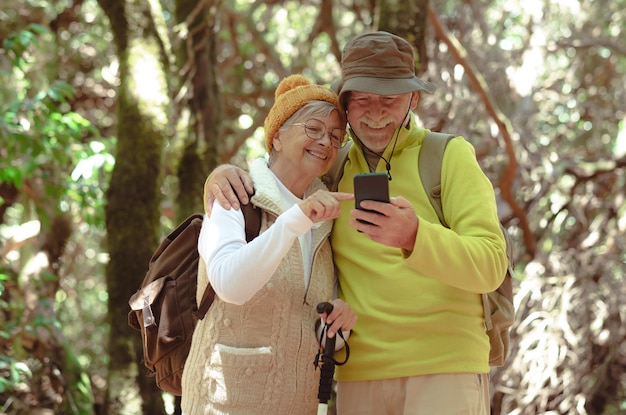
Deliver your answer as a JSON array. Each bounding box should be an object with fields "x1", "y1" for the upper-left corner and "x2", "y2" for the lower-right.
[{"x1": 354, "y1": 172, "x2": 389, "y2": 212}]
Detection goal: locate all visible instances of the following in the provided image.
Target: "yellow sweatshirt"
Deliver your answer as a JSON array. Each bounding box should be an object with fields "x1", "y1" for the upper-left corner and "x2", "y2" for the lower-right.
[{"x1": 331, "y1": 116, "x2": 507, "y2": 381}]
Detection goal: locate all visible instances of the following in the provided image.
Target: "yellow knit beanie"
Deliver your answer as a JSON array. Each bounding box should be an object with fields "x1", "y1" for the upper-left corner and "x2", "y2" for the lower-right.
[{"x1": 264, "y1": 74, "x2": 343, "y2": 153}]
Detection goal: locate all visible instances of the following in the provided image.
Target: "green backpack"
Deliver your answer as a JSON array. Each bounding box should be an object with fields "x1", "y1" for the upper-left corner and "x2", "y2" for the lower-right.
[{"x1": 323, "y1": 131, "x2": 515, "y2": 367}]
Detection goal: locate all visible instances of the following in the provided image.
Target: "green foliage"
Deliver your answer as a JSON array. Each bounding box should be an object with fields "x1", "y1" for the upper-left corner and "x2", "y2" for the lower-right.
[
  {"x1": 2, "y1": 23, "x2": 48, "y2": 72},
  {"x1": 0, "y1": 266, "x2": 29, "y2": 396},
  {"x1": 0, "y1": 20, "x2": 111, "y2": 415},
  {"x1": 1, "y1": 25, "x2": 114, "y2": 228},
  {"x1": 0, "y1": 356, "x2": 33, "y2": 394}
]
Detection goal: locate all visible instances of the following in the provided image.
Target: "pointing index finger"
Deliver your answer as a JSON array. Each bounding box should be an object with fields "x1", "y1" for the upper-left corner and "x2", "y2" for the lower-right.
[{"x1": 332, "y1": 192, "x2": 354, "y2": 201}]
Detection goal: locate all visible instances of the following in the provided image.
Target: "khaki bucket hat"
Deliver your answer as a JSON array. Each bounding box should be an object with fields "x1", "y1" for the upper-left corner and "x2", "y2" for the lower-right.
[{"x1": 336, "y1": 31, "x2": 436, "y2": 104}]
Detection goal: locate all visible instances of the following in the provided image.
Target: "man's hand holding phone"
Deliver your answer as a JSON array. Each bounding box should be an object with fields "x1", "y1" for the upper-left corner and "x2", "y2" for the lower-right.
[
  {"x1": 353, "y1": 172, "x2": 390, "y2": 226},
  {"x1": 351, "y1": 172, "x2": 419, "y2": 251}
]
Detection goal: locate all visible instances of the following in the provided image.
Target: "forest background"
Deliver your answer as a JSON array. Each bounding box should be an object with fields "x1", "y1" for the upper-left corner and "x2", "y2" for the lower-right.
[{"x1": 0, "y1": 0, "x2": 624, "y2": 414}]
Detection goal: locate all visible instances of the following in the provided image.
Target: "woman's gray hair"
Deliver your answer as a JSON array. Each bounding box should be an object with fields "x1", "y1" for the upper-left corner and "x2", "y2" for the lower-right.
[{"x1": 279, "y1": 100, "x2": 343, "y2": 131}]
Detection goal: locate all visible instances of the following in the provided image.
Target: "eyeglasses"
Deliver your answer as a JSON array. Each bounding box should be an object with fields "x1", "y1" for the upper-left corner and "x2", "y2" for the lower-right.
[{"x1": 292, "y1": 119, "x2": 347, "y2": 149}]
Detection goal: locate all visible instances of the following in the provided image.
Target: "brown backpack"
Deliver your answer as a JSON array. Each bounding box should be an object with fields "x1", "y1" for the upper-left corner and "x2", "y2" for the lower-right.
[
  {"x1": 323, "y1": 132, "x2": 515, "y2": 367},
  {"x1": 128, "y1": 203, "x2": 261, "y2": 395}
]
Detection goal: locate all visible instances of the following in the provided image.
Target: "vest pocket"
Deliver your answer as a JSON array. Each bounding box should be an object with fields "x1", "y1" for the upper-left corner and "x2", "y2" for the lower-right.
[{"x1": 207, "y1": 343, "x2": 274, "y2": 406}]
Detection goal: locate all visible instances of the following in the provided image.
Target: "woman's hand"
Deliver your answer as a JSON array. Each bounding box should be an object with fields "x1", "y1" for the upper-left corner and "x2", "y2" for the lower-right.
[
  {"x1": 298, "y1": 191, "x2": 354, "y2": 223},
  {"x1": 319, "y1": 298, "x2": 358, "y2": 339}
]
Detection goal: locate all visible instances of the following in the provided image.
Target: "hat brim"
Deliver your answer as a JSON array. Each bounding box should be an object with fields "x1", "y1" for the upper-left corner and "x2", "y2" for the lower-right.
[{"x1": 338, "y1": 76, "x2": 436, "y2": 102}]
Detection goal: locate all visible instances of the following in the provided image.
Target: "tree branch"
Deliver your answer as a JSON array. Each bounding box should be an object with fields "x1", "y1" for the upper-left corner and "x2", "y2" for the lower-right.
[{"x1": 428, "y1": 4, "x2": 536, "y2": 258}]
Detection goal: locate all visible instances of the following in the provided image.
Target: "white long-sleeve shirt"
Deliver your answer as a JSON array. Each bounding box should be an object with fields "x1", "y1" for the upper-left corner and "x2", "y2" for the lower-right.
[{"x1": 198, "y1": 168, "x2": 316, "y2": 305}]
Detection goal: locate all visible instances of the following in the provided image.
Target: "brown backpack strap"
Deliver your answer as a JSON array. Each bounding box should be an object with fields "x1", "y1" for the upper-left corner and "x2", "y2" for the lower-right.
[
  {"x1": 241, "y1": 201, "x2": 262, "y2": 243},
  {"x1": 195, "y1": 202, "x2": 262, "y2": 319},
  {"x1": 195, "y1": 277, "x2": 216, "y2": 320}
]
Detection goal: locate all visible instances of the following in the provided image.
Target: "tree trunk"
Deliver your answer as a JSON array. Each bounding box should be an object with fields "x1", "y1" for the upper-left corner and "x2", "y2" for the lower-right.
[
  {"x1": 97, "y1": 0, "x2": 171, "y2": 413},
  {"x1": 174, "y1": 0, "x2": 223, "y2": 221},
  {"x1": 377, "y1": 0, "x2": 431, "y2": 74}
]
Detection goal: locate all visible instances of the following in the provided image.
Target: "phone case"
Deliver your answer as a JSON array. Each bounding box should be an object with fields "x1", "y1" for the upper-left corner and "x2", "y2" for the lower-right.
[{"x1": 354, "y1": 172, "x2": 389, "y2": 211}]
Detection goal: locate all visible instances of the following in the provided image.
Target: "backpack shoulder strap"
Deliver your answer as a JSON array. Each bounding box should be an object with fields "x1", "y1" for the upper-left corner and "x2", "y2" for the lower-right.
[
  {"x1": 418, "y1": 132, "x2": 456, "y2": 228},
  {"x1": 196, "y1": 202, "x2": 261, "y2": 318},
  {"x1": 242, "y1": 201, "x2": 262, "y2": 242},
  {"x1": 322, "y1": 141, "x2": 352, "y2": 191}
]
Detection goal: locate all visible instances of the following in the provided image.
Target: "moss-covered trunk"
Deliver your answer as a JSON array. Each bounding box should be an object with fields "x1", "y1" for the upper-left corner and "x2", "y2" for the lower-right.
[
  {"x1": 377, "y1": 0, "x2": 431, "y2": 74},
  {"x1": 97, "y1": 0, "x2": 171, "y2": 413},
  {"x1": 174, "y1": 0, "x2": 223, "y2": 221}
]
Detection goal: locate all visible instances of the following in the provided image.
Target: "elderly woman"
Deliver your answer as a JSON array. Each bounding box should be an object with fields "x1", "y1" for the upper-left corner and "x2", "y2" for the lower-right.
[{"x1": 181, "y1": 75, "x2": 357, "y2": 414}]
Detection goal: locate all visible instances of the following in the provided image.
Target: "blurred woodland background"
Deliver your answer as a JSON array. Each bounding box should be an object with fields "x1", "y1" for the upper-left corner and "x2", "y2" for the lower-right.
[{"x1": 0, "y1": 0, "x2": 625, "y2": 414}]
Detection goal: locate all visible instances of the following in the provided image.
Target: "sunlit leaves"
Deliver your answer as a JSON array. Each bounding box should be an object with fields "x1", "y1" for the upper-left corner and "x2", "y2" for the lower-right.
[
  {"x1": 1, "y1": 23, "x2": 112, "y2": 228},
  {"x1": 2, "y1": 23, "x2": 49, "y2": 72},
  {"x1": 0, "y1": 356, "x2": 33, "y2": 393}
]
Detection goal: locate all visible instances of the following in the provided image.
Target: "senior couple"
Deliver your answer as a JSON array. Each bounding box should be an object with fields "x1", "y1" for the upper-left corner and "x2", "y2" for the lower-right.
[{"x1": 181, "y1": 31, "x2": 507, "y2": 415}]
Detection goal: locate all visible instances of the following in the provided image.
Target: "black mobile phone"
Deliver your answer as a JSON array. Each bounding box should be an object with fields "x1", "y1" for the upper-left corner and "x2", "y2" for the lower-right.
[{"x1": 354, "y1": 172, "x2": 389, "y2": 218}]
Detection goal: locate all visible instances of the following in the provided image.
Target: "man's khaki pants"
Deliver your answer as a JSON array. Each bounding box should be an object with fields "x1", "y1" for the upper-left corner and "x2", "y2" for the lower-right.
[{"x1": 336, "y1": 373, "x2": 490, "y2": 415}]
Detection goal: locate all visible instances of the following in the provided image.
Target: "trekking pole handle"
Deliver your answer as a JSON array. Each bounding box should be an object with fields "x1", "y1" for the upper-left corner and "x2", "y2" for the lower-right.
[
  {"x1": 316, "y1": 302, "x2": 336, "y2": 357},
  {"x1": 316, "y1": 301, "x2": 334, "y2": 315}
]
